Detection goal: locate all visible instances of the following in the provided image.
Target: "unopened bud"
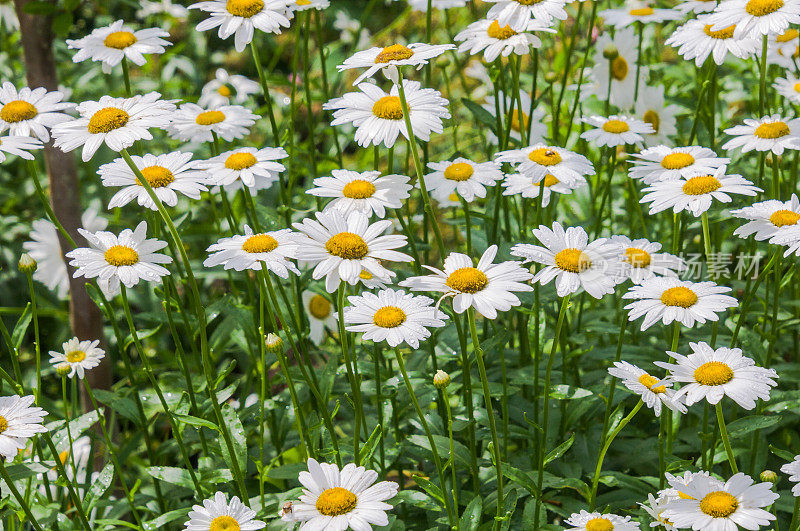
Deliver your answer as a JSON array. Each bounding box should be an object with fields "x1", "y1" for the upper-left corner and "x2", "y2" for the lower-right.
[
  {"x1": 433, "y1": 370, "x2": 451, "y2": 389},
  {"x1": 760, "y1": 470, "x2": 778, "y2": 484},
  {"x1": 18, "y1": 253, "x2": 37, "y2": 274},
  {"x1": 436, "y1": 55, "x2": 451, "y2": 68},
  {"x1": 56, "y1": 363, "x2": 71, "y2": 377},
  {"x1": 265, "y1": 333, "x2": 284, "y2": 353},
  {"x1": 544, "y1": 71, "x2": 558, "y2": 83},
  {"x1": 603, "y1": 44, "x2": 619, "y2": 60}
]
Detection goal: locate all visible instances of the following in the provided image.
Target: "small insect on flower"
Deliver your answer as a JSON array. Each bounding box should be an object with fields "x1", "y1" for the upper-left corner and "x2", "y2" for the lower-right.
[
  {"x1": 0, "y1": 83, "x2": 73, "y2": 142},
  {"x1": 183, "y1": 491, "x2": 265, "y2": 530},
  {"x1": 338, "y1": 42, "x2": 455, "y2": 85},
  {"x1": 189, "y1": 0, "x2": 294, "y2": 52},
  {"x1": 66, "y1": 20, "x2": 171, "y2": 72},
  {"x1": 0, "y1": 395, "x2": 48, "y2": 459}
]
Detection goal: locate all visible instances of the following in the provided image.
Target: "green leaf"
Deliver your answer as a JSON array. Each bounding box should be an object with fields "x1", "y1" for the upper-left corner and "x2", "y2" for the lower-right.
[
  {"x1": 146, "y1": 466, "x2": 195, "y2": 489},
  {"x1": 394, "y1": 490, "x2": 441, "y2": 511},
  {"x1": 92, "y1": 389, "x2": 141, "y2": 425},
  {"x1": 460, "y1": 495, "x2": 483, "y2": 531},
  {"x1": 123, "y1": 325, "x2": 162, "y2": 352},
  {"x1": 2, "y1": 462, "x2": 50, "y2": 482},
  {"x1": 11, "y1": 304, "x2": 31, "y2": 349},
  {"x1": 85, "y1": 463, "x2": 114, "y2": 509},
  {"x1": 219, "y1": 404, "x2": 247, "y2": 474},
  {"x1": 461, "y1": 98, "x2": 497, "y2": 131},
  {"x1": 22, "y1": 1, "x2": 55, "y2": 14},
  {"x1": 503, "y1": 464, "x2": 539, "y2": 497},
  {"x1": 142, "y1": 509, "x2": 191, "y2": 531},
  {"x1": 358, "y1": 424, "x2": 382, "y2": 464},
  {"x1": 48, "y1": 411, "x2": 99, "y2": 449},
  {"x1": 411, "y1": 475, "x2": 444, "y2": 504},
  {"x1": 544, "y1": 433, "x2": 574, "y2": 466},
  {"x1": 549, "y1": 385, "x2": 593, "y2": 400},
  {"x1": 174, "y1": 413, "x2": 219, "y2": 432},
  {"x1": 726, "y1": 415, "x2": 780, "y2": 439},
  {"x1": 769, "y1": 445, "x2": 797, "y2": 462}
]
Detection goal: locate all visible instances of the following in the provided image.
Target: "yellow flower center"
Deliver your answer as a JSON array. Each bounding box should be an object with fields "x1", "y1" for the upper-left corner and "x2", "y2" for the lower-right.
[
  {"x1": 638, "y1": 373, "x2": 666, "y2": 394},
  {"x1": 325, "y1": 232, "x2": 369, "y2": 260},
  {"x1": 359, "y1": 270, "x2": 373, "y2": 280},
  {"x1": 217, "y1": 85, "x2": 233, "y2": 97},
  {"x1": 528, "y1": 147, "x2": 562, "y2": 166},
  {"x1": 372, "y1": 96, "x2": 403, "y2": 120},
  {"x1": 660, "y1": 286, "x2": 698, "y2": 308},
  {"x1": 682, "y1": 175, "x2": 722, "y2": 195},
  {"x1": 0, "y1": 100, "x2": 38, "y2": 123},
  {"x1": 59, "y1": 450, "x2": 70, "y2": 464},
  {"x1": 534, "y1": 175, "x2": 560, "y2": 187},
  {"x1": 308, "y1": 294, "x2": 331, "y2": 319},
  {"x1": 373, "y1": 306, "x2": 407, "y2": 328},
  {"x1": 515, "y1": 0, "x2": 544, "y2": 4},
  {"x1": 196, "y1": 110, "x2": 226, "y2": 125},
  {"x1": 375, "y1": 44, "x2": 414, "y2": 63},
  {"x1": 679, "y1": 491, "x2": 695, "y2": 500},
  {"x1": 87, "y1": 107, "x2": 129, "y2": 134},
  {"x1": 446, "y1": 267, "x2": 489, "y2": 293},
  {"x1": 225, "y1": 152, "x2": 258, "y2": 170},
  {"x1": 0, "y1": 416, "x2": 7, "y2": 434},
  {"x1": 487, "y1": 20, "x2": 518, "y2": 39},
  {"x1": 699, "y1": 491, "x2": 739, "y2": 518},
  {"x1": 629, "y1": 6, "x2": 654, "y2": 15},
  {"x1": 242, "y1": 234, "x2": 278, "y2": 253},
  {"x1": 509, "y1": 109, "x2": 528, "y2": 133},
  {"x1": 703, "y1": 24, "x2": 736, "y2": 39},
  {"x1": 694, "y1": 361, "x2": 734, "y2": 386},
  {"x1": 209, "y1": 515, "x2": 240, "y2": 531},
  {"x1": 602, "y1": 119, "x2": 629, "y2": 133},
  {"x1": 296, "y1": 0, "x2": 311, "y2": 4},
  {"x1": 770, "y1": 209, "x2": 800, "y2": 227},
  {"x1": 104, "y1": 245, "x2": 139, "y2": 266},
  {"x1": 103, "y1": 31, "x2": 137, "y2": 49},
  {"x1": 611, "y1": 56, "x2": 629, "y2": 81},
  {"x1": 777, "y1": 28, "x2": 799, "y2": 42},
  {"x1": 342, "y1": 179, "x2": 377, "y2": 199},
  {"x1": 754, "y1": 121, "x2": 790, "y2": 139},
  {"x1": 643, "y1": 110, "x2": 660, "y2": 133},
  {"x1": 444, "y1": 162, "x2": 474, "y2": 181},
  {"x1": 585, "y1": 518, "x2": 614, "y2": 531},
  {"x1": 136, "y1": 165, "x2": 175, "y2": 188},
  {"x1": 624, "y1": 247, "x2": 652, "y2": 268},
  {"x1": 745, "y1": 0, "x2": 783, "y2": 16},
  {"x1": 316, "y1": 487, "x2": 358, "y2": 516},
  {"x1": 661, "y1": 152, "x2": 695, "y2": 169},
  {"x1": 226, "y1": 0, "x2": 264, "y2": 17},
  {"x1": 793, "y1": 82, "x2": 800, "y2": 93},
  {"x1": 554, "y1": 248, "x2": 592, "y2": 273},
  {"x1": 66, "y1": 350, "x2": 86, "y2": 363}
]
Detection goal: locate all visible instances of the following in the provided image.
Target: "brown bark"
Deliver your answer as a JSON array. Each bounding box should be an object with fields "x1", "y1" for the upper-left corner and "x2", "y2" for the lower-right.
[{"x1": 13, "y1": 0, "x2": 110, "y2": 392}]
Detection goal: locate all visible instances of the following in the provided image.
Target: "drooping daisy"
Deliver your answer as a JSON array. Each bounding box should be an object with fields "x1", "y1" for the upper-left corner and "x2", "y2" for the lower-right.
[
  {"x1": 581, "y1": 115, "x2": 654, "y2": 147},
  {"x1": 99, "y1": 151, "x2": 208, "y2": 210},
  {"x1": 628, "y1": 145, "x2": 730, "y2": 184},
  {"x1": 51, "y1": 92, "x2": 175, "y2": 162},
  {"x1": 675, "y1": 0, "x2": 718, "y2": 13},
  {"x1": 0, "y1": 135, "x2": 42, "y2": 162},
  {"x1": 302, "y1": 290, "x2": 336, "y2": 345},
  {"x1": 564, "y1": 510, "x2": 641, "y2": 531},
  {"x1": 455, "y1": 19, "x2": 551, "y2": 63},
  {"x1": 640, "y1": 493, "x2": 677, "y2": 531},
  {"x1": 184, "y1": 491, "x2": 265, "y2": 530},
  {"x1": 323, "y1": 80, "x2": 450, "y2": 148},
  {"x1": 623, "y1": 277, "x2": 738, "y2": 331},
  {"x1": 284, "y1": 458, "x2": 399, "y2": 529},
  {"x1": 189, "y1": 0, "x2": 294, "y2": 52},
  {"x1": 401, "y1": 245, "x2": 533, "y2": 319},
  {"x1": 600, "y1": 3, "x2": 681, "y2": 28},
  {"x1": 204, "y1": 226, "x2": 299, "y2": 277},
  {"x1": 48, "y1": 338, "x2": 105, "y2": 380},
  {"x1": 66, "y1": 221, "x2": 172, "y2": 293},
  {"x1": 0, "y1": 83, "x2": 73, "y2": 142},
  {"x1": 502, "y1": 172, "x2": 587, "y2": 207},
  {"x1": 511, "y1": 222, "x2": 624, "y2": 299},
  {"x1": 639, "y1": 167, "x2": 761, "y2": 217},
  {"x1": 780, "y1": 456, "x2": 800, "y2": 496},
  {"x1": 608, "y1": 361, "x2": 686, "y2": 416},
  {"x1": 423, "y1": 158, "x2": 504, "y2": 203},
  {"x1": 338, "y1": 42, "x2": 455, "y2": 85},
  {"x1": 199, "y1": 146, "x2": 287, "y2": 189},
  {"x1": 731, "y1": 194, "x2": 800, "y2": 243},
  {"x1": 706, "y1": 0, "x2": 800, "y2": 39},
  {"x1": 495, "y1": 144, "x2": 595, "y2": 184},
  {"x1": 636, "y1": 84, "x2": 679, "y2": 147},
  {"x1": 662, "y1": 472, "x2": 778, "y2": 530},
  {"x1": 593, "y1": 28, "x2": 644, "y2": 110},
  {"x1": 343, "y1": 289, "x2": 447, "y2": 349},
  {"x1": 66, "y1": 20, "x2": 171, "y2": 72},
  {"x1": 610, "y1": 235, "x2": 686, "y2": 284},
  {"x1": 290, "y1": 0, "x2": 329, "y2": 11},
  {"x1": 773, "y1": 74, "x2": 800, "y2": 104},
  {"x1": 481, "y1": 90, "x2": 548, "y2": 144},
  {"x1": 722, "y1": 114, "x2": 800, "y2": 155},
  {"x1": 167, "y1": 103, "x2": 257, "y2": 143},
  {"x1": 0, "y1": 395, "x2": 47, "y2": 459},
  {"x1": 198, "y1": 68, "x2": 260, "y2": 108},
  {"x1": 485, "y1": 0, "x2": 568, "y2": 31},
  {"x1": 292, "y1": 210, "x2": 412, "y2": 293},
  {"x1": 666, "y1": 16, "x2": 759, "y2": 66},
  {"x1": 307, "y1": 170, "x2": 412, "y2": 218}
]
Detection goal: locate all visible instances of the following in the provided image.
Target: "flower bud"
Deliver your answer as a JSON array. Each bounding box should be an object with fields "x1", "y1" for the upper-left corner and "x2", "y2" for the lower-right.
[
  {"x1": 602, "y1": 44, "x2": 619, "y2": 60},
  {"x1": 265, "y1": 333, "x2": 284, "y2": 353},
  {"x1": 433, "y1": 370, "x2": 451, "y2": 389},
  {"x1": 56, "y1": 363, "x2": 71, "y2": 378},
  {"x1": 544, "y1": 71, "x2": 558, "y2": 83},
  {"x1": 18, "y1": 253, "x2": 37, "y2": 274},
  {"x1": 760, "y1": 470, "x2": 778, "y2": 484}
]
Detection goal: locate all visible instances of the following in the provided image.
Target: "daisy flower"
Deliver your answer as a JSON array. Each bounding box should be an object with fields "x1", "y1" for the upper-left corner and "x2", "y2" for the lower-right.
[
  {"x1": 600, "y1": 3, "x2": 681, "y2": 28},
  {"x1": 307, "y1": 169, "x2": 412, "y2": 218},
  {"x1": 290, "y1": 0, "x2": 329, "y2": 11},
  {"x1": 581, "y1": 115, "x2": 654, "y2": 147},
  {"x1": 610, "y1": 235, "x2": 686, "y2": 284},
  {"x1": 323, "y1": 80, "x2": 450, "y2": 148},
  {"x1": 455, "y1": 19, "x2": 551, "y2": 63},
  {"x1": 204, "y1": 226, "x2": 299, "y2": 277},
  {"x1": 48, "y1": 338, "x2": 105, "y2": 379},
  {"x1": 138, "y1": 0, "x2": 190, "y2": 18},
  {"x1": 502, "y1": 172, "x2": 587, "y2": 207},
  {"x1": 623, "y1": 277, "x2": 738, "y2": 331},
  {"x1": 51, "y1": 92, "x2": 175, "y2": 162},
  {"x1": 292, "y1": 210, "x2": 412, "y2": 293},
  {"x1": 608, "y1": 361, "x2": 686, "y2": 416},
  {"x1": 731, "y1": 194, "x2": 800, "y2": 242},
  {"x1": 285, "y1": 458, "x2": 399, "y2": 529},
  {"x1": 640, "y1": 493, "x2": 677, "y2": 531},
  {"x1": 66, "y1": 20, "x2": 171, "y2": 72},
  {"x1": 302, "y1": 290, "x2": 336, "y2": 345},
  {"x1": 722, "y1": 114, "x2": 800, "y2": 155},
  {"x1": 635, "y1": 84, "x2": 679, "y2": 147},
  {"x1": 662, "y1": 472, "x2": 778, "y2": 529},
  {"x1": 767, "y1": 27, "x2": 800, "y2": 67},
  {"x1": 0, "y1": 83, "x2": 73, "y2": 142},
  {"x1": 639, "y1": 167, "x2": 761, "y2": 217},
  {"x1": 189, "y1": 0, "x2": 294, "y2": 52},
  {"x1": 0, "y1": 135, "x2": 42, "y2": 162},
  {"x1": 511, "y1": 222, "x2": 623, "y2": 299},
  {"x1": 495, "y1": 144, "x2": 595, "y2": 184},
  {"x1": 338, "y1": 42, "x2": 455, "y2": 85},
  {"x1": 0, "y1": 395, "x2": 47, "y2": 459},
  {"x1": 482, "y1": 90, "x2": 547, "y2": 144},
  {"x1": 184, "y1": 491, "x2": 265, "y2": 530},
  {"x1": 706, "y1": 0, "x2": 800, "y2": 39},
  {"x1": 675, "y1": 0, "x2": 718, "y2": 13},
  {"x1": 66, "y1": 221, "x2": 172, "y2": 293},
  {"x1": 593, "y1": 28, "x2": 644, "y2": 110},
  {"x1": 198, "y1": 68, "x2": 260, "y2": 108},
  {"x1": 628, "y1": 145, "x2": 730, "y2": 184},
  {"x1": 780, "y1": 455, "x2": 800, "y2": 496},
  {"x1": 485, "y1": 0, "x2": 568, "y2": 31},
  {"x1": 400, "y1": 245, "x2": 533, "y2": 319},
  {"x1": 564, "y1": 510, "x2": 641, "y2": 531},
  {"x1": 666, "y1": 16, "x2": 759, "y2": 66},
  {"x1": 423, "y1": 158, "x2": 504, "y2": 203},
  {"x1": 343, "y1": 289, "x2": 447, "y2": 349},
  {"x1": 773, "y1": 74, "x2": 800, "y2": 104},
  {"x1": 167, "y1": 103, "x2": 257, "y2": 143},
  {"x1": 199, "y1": 146, "x2": 287, "y2": 189},
  {"x1": 99, "y1": 151, "x2": 208, "y2": 210}
]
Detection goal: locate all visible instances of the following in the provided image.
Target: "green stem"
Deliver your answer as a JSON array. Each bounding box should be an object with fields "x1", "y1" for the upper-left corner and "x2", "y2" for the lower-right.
[
  {"x1": 716, "y1": 401, "x2": 738, "y2": 473},
  {"x1": 337, "y1": 285, "x2": 364, "y2": 463}
]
